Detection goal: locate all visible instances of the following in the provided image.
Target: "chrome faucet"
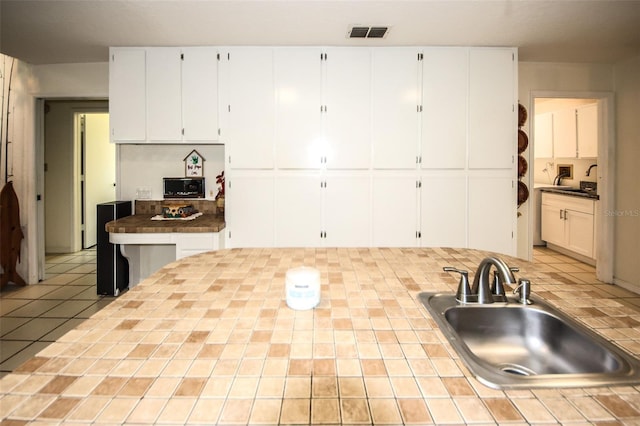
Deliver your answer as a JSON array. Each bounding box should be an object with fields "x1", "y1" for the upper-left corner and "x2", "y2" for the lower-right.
[
  {"x1": 443, "y1": 257, "x2": 517, "y2": 304},
  {"x1": 471, "y1": 257, "x2": 518, "y2": 304},
  {"x1": 586, "y1": 164, "x2": 598, "y2": 176}
]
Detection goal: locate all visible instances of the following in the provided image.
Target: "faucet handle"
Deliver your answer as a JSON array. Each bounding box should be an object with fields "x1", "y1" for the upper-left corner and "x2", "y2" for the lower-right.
[{"x1": 443, "y1": 267, "x2": 472, "y2": 304}]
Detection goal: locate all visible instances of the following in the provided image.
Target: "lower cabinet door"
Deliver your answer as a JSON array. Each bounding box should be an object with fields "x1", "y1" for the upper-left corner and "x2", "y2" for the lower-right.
[
  {"x1": 565, "y1": 210, "x2": 594, "y2": 258},
  {"x1": 541, "y1": 203, "x2": 565, "y2": 246},
  {"x1": 275, "y1": 175, "x2": 322, "y2": 247},
  {"x1": 228, "y1": 175, "x2": 275, "y2": 247}
]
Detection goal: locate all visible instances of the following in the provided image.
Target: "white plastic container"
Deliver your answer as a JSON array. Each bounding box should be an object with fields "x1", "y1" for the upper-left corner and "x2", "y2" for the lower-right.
[{"x1": 285, "y1": 266, "x2": 321, "y2": 310}]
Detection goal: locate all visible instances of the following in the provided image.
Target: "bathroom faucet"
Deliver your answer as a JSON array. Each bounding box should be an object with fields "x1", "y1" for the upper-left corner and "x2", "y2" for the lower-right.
[
  {"x1": 471, "y1": 257, "x2": 518, "y2": 304},
  {"x1": 586, "y1": 164, "x2": 598, "y2": 176}
]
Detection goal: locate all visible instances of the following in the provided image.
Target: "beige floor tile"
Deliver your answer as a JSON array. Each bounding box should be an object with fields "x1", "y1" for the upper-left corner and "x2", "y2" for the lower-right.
[
  {"x1": 94, "y1": 397, "x2": 138, "y2": 423},
  {"x1": 249, "y1": 398, "x2": 282, "y2": 424},
  {"x1": 364, "y1": 377, "x2": 394, "y2": 398},
  {"x1": 284, "y1": 377, "x2": 311, "y2": 398},
  {"x1": 369, "y1": 398, "x2": 402, "y2": 424},
  {"x1": 280, "y1": 398, "x2": 310, "y2": 424},
  {"x1": 65, "y1": 396, "x2": 110, "y2": 422},
  {"x1": 398, "y1": 398, "x2": 433, "y2": 424},
  {"x1": 340, "y1": 398, "x2": 371, "y2": 424},
  {"x1": 311, "y1": 398, "x2": 340, "y2": 424},
  {"x1": 126, "y1": 397, "x2": 167, "y2": 423},
  {"x1": 188, "y1": 398, "x2": 224, "y2": 424},
  {"x1": 256, "y1": 377, "x2": 285, "y2": 398},
  {"x1": 426, "y1": 398, "x2": 463, "y2": 424},
  {"x1": 156, "y1": 397, "x2": 197, "y2": 424}
]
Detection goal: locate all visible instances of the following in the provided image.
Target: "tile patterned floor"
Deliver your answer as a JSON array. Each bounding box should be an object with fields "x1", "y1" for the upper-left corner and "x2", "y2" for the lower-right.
[{"x1": 0, "y1": 249, "x2": 114, "y2": 377}]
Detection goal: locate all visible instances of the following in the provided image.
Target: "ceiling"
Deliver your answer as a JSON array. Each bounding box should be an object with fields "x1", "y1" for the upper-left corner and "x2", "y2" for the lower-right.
[{"x1": 1, "y1": 0, "x2": 639, "y2": 65}]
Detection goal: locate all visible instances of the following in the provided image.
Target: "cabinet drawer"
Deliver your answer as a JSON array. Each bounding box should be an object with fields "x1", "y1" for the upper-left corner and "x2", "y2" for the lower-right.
[{"x1": 541, "y1": 193, "x2": 594, "y2": 215}]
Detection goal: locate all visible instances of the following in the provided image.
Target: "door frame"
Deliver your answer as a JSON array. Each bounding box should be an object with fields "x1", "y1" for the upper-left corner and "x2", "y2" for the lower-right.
[
  {"x1": 528, "y1": 90, "x2": 614, "y2": 284},
  {"x1": 35, "y1": 99, "x2": 108, "y2": 281}
]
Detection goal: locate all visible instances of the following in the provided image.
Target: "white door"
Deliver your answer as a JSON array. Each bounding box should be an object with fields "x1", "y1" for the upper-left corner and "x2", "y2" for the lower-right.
[
  {"x1": 534, "y1": 112, "x2": 554, "y2": 158},
  {"x1": 146, "y1": 47, "x2": 183, "y2": 141},
  {"x1": 83, "y1": 113, "x2": 115, "y2": 248},
  {"x1": 226, "y1": 48, "x2": 276, "y2": 169},
  {"x1": 468, "y1": 48, "x2": 516, "y2": 169},
  {"x1": 552, "y1": 108, "x2": 577, "y2": 158},
  {"x1": 421, "y1": 175, "x2": 467, "y2": 248},
  {"x1": 275, "y1": 48, "x2": 323, "y2": 169},
  {"x1": 422, "y1": 48, "x2": 468, "y2": 169},
  {"x1": 577, "y1": 103, "x2": 598, "y2": 158},
  {"x1": 324, "y1": 175, "x2": 371, "y2": 247},
  {"x1": 275, "y1": 174, "x2": 322, "y2": 247},
  {"x1": 109, "y1": 48, "x2": 146, "y2": 141},
  {"x1": 372, "y1": 175, "x2": 418, "y2": 247},
  {"x1": 468, "y1": 176, "x2": 515, "y2": 255},
  {"x1": 540, "y1": 202, "x2": 565, "y2": 246},
  {"x1": 325, "y1": 48, "x2": 371, "y2": 169},
  {"x1": 372, "y1": 48, "x2": 420, "y2": 169},
  {"x1": 227, "y1": 174, "x2": 275, "y2": 247},
  {"x1": 565, "y1": 210, "x2": 594, "y2": 257},
  {"x1": 182, "y1": 47, "x2": 219, "y2": 141}
]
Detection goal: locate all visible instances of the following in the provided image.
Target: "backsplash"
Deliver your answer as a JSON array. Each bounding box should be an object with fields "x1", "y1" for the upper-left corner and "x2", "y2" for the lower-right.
[
  {"x1": 134, "y1": 199, "x2": 219, "y2": 215},
  {"x1": 117, "y1": 144, "x2": 225, "y2": 201},
  {"x1": 534, "y1": 157, "x2": 598, "y2": 187}
]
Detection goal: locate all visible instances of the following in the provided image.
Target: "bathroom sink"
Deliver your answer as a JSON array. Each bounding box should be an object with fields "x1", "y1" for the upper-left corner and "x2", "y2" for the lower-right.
[{"x1": 419, "y1": 293, "x2": 640, "y2": 389}]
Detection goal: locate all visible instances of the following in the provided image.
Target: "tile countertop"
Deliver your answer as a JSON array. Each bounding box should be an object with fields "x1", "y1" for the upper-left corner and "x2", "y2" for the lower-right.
[
  {"x1": 2, "y1": 248, "x2": 640, "y2": 424},
  {"x1": 105, "y1": 213, "x2": 225, "y2": 234}
]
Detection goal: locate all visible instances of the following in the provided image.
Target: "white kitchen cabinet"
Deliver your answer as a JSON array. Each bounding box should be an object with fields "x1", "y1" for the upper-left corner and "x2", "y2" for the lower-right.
[
  {"x1": 576, "y1": 103, "x2": 598, "y2": 158},
  {"x1": 541, "y1": 192, "x2": 595, "y2": 258},
  {"x1": 109, "y1": 48, "x2": 146, "y2": 141},
  {"x1": 421, "y1": 48, "x2": 468, "y2": 169},
  {"x1": 275, "y1": 48, "x2": 323, "y2": 169},
  {"x1": 372, "y1": 48, "x2": 420, "y2": 169},
  {"x1": 324, "y1": 175, "x2": 371, "y2": 247},
  {"x1": 227, "y1": 174, "x2": 275, "y2": 247},
  {"x1": 468, "y1": 176, "x2": 516, "y2": 255},
  {"x1": 420, "y1": 176, "x2": 467, "y2": 248},
  {"x1": 325, "y1": 48, "x2": 371, "y2": 169},
  {"x1": 146, "y1": 48, "x2": 183, "y2": 141},
  {"x1": 181, "y1": 47, "x2": 219, "y2": 141},
  {"x1": 372, "y1": 175, "x2": 418, "y2": 247},
  {"x1": 175, "y1": 233, "x2": 224, "y2": 260},
  {"x1": 552, "y1": 108, "x2": 577, "y2": 158},
  {"x1": 275, "y1": 174, "x2": 322, "y2": 247},
  {"x1": 468, "y1": 48, "x2": 516, "y2": 169},
  {"x1": 226, "y1": 48, "x2": 275, "y2": 169},
  {"x1": 534, "y1": 112, "x2": 554, "y2": 158}
]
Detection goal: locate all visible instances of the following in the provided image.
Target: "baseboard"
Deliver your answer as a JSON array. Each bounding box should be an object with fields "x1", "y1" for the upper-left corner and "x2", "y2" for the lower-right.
[
  {"x1": 613, "y1": 278, "x2": 640, "y2": 295},
  {"x1": 546, "y1": 243, "x2": 596, "y2": 266}
]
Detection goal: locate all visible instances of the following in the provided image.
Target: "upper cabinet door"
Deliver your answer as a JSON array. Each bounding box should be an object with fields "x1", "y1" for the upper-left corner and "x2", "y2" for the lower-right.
[
  {"x1": 421, "y1": 48, "x2": 468, "y2": 169},
  {"x1": 468, "y1": 48, "x2": 516, "y2": 169},
  {"x1": 577, "y1": 103, "x2": 598, "y2": 158},
  {"x1": 275, "y1": 48, "x2": 323, "y2": 169},
  {"x1": 325, "y1": 48, "x2": 371, "y2": 170},
  {"x1": 182, "y1": 47, "x2": 219, "y2": 142},
  {"x1": 372, "y1": 48, "x2": 420, "y2": 169},
  {"x1": 109, "y1": 48, "x2": 146, "y2": 142},
  {"x1": 146, "y1": 48, "x2": 183, "y2": 141},
  {"x1": 226, "y1": 48, "x2": 275, "y2": 169},
  {"x1": 534, "y1": 112, "x2": 554, "y2": 158},
  {"x1": 553, "y1": 108, "x2": 577, "y2": 158}
]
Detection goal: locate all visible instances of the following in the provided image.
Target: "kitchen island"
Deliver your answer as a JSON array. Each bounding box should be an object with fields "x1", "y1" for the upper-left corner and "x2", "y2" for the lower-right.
[
  {"x1": 2, "y1": 247, "x2": 640, "y2": 424},
  {"x1": 105, "y1": 199, "x2": 225, "y2": 287}
]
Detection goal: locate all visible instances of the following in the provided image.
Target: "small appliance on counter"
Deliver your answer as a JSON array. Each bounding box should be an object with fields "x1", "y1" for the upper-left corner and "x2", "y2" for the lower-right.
[{"x1": 163, "y1": 177, "x2": 205, "y2": 199}]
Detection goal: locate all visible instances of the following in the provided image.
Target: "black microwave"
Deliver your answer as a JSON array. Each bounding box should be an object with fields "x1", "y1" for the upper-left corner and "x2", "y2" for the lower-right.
[{"x1": 163, "y1": 177, "x2": 205, "y2": 199}]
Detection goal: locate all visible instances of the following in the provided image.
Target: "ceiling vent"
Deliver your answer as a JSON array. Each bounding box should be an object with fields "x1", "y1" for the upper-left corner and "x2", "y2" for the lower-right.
[{"x1": 348, "y1": 26, "x2": 389, "y2": 39}]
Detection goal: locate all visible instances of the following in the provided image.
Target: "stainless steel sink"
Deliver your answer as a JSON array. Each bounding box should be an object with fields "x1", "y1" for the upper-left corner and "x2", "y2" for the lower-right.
[{"x1": 419, "y1": 292, "x2": 640, "y2": 389}]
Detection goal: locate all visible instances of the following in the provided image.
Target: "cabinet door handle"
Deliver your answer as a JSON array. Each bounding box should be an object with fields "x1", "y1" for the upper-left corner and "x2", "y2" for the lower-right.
[{"x1": 560, "y1": 209, "x2": 563, "y2": 220}]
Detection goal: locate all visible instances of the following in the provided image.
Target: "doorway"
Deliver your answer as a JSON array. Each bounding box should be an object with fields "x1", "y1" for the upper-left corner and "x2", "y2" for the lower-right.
[
  {"x1": 529, "y1": 91, "x2": 615, "y2": 283},
  {"x1": 41, "y1": 100, "x2": 112, "y2": 277}
]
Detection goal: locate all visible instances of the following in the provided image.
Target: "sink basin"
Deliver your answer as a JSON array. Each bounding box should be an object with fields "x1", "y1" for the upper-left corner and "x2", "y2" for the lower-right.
[{"x1": 419, "y1": 293, "x2": 640, "y2": 389}]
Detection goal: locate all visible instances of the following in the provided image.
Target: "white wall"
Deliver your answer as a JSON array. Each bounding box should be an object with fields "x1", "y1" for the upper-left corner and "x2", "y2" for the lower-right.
[
  {"x1": 612, "y1": 54, "x2": 640, "y2": 290},
  {"x1": 0, "y1": 55, "x2": 38, "y2": 283},
  {"x1": 118, "y1": 144, "x2": 225, "y2": 202},
  {"x1": 32, "y1": 62, "x2": 108, "y2": 98},
  {"x1": 517, "y1": 62, "x2": 614, "y2": 262}
]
